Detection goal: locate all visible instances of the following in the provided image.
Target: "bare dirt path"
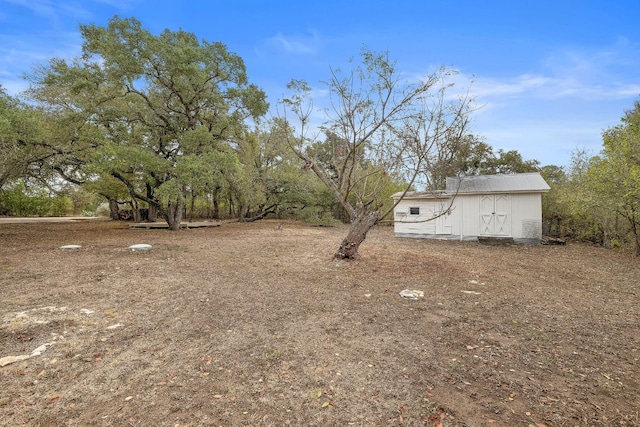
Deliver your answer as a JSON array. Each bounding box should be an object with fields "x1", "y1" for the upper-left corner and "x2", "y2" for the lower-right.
[{"x1": 0, "y1": 216, "x2": 104, "y2": 224}]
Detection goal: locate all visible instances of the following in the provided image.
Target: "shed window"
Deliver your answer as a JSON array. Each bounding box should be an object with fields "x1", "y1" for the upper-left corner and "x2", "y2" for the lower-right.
[{"x1": 409, "y1": 207, "x2": 420, "y2": 215}]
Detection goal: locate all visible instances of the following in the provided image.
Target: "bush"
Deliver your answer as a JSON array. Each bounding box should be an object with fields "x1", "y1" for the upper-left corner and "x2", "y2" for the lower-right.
[
  {"x1": 95, "y1": 202, "x2": 111, "y2": 217},
  {"x1": 296, "y1": 207, "x2": 339, "y2": 227},
  {"x1": 0, "y1": 185, "x2": 73, "y2": 217}
]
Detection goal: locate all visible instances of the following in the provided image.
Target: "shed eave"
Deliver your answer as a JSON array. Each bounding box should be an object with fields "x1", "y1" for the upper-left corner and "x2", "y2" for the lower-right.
[
  {"x1": 392, "y1": 192, "x2": 451, "y2": 201},
  {"x1": 448, "y1": 189, "x2": 550, "y2": 195},
  {"x1": 393, "y1": 189, "x2": 548, "y2": 200}
]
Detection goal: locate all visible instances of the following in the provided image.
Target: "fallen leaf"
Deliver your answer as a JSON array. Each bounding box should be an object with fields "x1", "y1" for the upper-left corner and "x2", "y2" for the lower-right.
[{"x1": 49, "y1": 396, "x2": 60, "y2": 403}]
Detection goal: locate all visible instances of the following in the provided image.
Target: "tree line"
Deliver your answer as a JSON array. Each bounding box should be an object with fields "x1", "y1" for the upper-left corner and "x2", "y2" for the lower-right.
[{"x1": 1, "y1": 16, "x2": 639, "y2": 256}]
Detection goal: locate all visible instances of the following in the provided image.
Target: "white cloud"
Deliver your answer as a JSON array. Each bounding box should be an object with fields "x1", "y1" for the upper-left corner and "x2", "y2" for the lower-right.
[
  {"x1": 445, "y1": 40, "x2": 640, "y2": 112},
  {"x1": 3, "y1": 0, "x2": 135, "y2": 28},
  {"x1": 0, "y1": 78, "x2": 29, "y2": 95},
  {"x1": 470, "y1": 74, "x2": 551, "y2": 98},
  {"x1": 4, "y1": 0, "x2": 57, "y2": 18},
  {"x1": 470, "y1": 73, "x2": 639, "y2": 106},
  {"x1": 3, "y1": 0, "x2": 87, "y2": 27},
  {"x1": 0, "y1": 30, "x2": 82, "y2": 95},
  {"x1": 440, "y1": 41, "x2": 640, "y2": 166},
  {"x1": 263, "y1": 30, "x2": 322, "y2": 56},
  {"x1": 91, "y1": 0, "x2": 136, "y2": 8}
]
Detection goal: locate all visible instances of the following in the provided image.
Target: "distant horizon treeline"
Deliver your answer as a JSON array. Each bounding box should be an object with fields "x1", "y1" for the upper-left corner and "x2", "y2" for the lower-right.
[{"x1": 0, "y1": 16, "x2": 638, "y2": 254}]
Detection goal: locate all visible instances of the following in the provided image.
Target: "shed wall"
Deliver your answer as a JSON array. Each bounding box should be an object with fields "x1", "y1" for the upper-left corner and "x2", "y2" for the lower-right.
[
  {"x1": 450, "y1": 194, "x2": 481, "y2": 239},
  {"x1": 509, "y1": 193, "x2": 543, "y2": 241},
  {"x1": 394, "y1": 192, "x2": 544, "y2": 243},
  {"x1": 393, "y1": 198, "x2": 453, "y2": 236}
]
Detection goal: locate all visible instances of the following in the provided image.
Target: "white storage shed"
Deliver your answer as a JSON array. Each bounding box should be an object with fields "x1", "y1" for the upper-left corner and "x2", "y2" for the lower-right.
[{"x1": 392, "y1": 173, "x2": 551, "y2": 243}]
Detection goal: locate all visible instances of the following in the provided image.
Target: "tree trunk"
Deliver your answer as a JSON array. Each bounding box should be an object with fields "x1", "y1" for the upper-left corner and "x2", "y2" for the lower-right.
[
  {"x1": 165, "y1": 199, "x2": 184, "y2": 231},
  {"x1": 240, "y1": 204, "x2": 278, "y2": 223},
  {"x1": 146, "y1": 184, "x2": 158, "y2": 222},
  {"x1": 335, "y1": 211, "x2": 379, "y2": 260},
  {"x1": 107, "y1": 198, "x2": 119, "y2": 220},
  {"x1": 628, "y1": 213, "x2": 640, "y2": 256},
  {"x1": 147, "y1": 204, "x2": 158, "y2": 222},
  {"x1": 188, "y1": 192, "x2": 195, "y2": 222},
  {"x1": 228, "y1": 197, "x2": 235, "y2": 217},
  {"x1": 212, "y1": 197, "x2": 219, "y2": 219},
  {"x1": 128, "y1": 200, "x2": 141, "y2": 222},
  {"x1": 211, "y1": 186, "x2": 221, "y2": 220}
]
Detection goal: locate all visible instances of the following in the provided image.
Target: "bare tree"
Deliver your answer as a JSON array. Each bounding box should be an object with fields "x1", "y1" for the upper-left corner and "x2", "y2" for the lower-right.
[{"x1": 281, "y1": 49, "x2": 475, "y2": 259}]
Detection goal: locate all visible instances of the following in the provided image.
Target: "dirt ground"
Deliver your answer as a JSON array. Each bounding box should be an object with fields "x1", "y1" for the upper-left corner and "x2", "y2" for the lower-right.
[{"x1": 0, "y1": 219, "x2": 638, "y2": 427}]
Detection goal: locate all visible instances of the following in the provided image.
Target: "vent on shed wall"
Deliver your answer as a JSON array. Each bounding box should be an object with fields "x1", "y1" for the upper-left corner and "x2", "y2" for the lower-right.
[{"x1": 522, "y1": 219, "x2": 542, "y2": 239}]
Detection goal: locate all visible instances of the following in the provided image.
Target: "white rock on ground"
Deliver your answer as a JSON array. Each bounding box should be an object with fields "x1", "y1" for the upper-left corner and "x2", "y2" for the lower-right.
[
  {"x1": 30, "y1": 343, "x2": 50, "y2": 357},
  {"x1": 399, "y1": 289, "x2": 424, "y2": 300},
  {"x1": 59, "y1": 244, "x2": 82, "y2": 250},
  {"x1": 128, "y1": 244, "x2": 152, "y2": 251}
]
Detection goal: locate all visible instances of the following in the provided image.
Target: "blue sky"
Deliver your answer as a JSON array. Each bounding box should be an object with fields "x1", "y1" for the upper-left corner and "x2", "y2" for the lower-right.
[{"x1": 1, "y1": 0, "x2": 639, "y2": 167}]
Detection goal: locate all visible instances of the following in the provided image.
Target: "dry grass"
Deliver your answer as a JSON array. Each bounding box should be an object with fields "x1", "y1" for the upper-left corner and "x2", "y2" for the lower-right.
[{"x1": 1, "y1": 219, "x2": 639, "y2": 426}]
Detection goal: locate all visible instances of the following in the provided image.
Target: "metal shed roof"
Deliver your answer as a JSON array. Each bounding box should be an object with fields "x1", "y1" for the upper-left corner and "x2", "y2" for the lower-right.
[{"x1": 446, "y1": 173, "x2": 550, "y2": 194}]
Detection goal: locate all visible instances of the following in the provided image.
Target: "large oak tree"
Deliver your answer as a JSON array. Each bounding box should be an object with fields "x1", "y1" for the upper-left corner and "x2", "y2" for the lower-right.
[{"x1": 27, "y1": 16, "x2": 268, "y2": 229}]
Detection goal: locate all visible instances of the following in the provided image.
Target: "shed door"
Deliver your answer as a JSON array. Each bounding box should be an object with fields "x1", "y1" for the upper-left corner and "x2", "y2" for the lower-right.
[{"x1": 479, "y1": 194, "x2": 511, "y2": 235}]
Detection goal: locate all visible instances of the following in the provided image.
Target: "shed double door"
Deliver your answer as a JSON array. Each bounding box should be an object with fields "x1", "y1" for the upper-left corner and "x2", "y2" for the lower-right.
[{"x1": 479, "y1": 194, "x2": 511, "y2": 235}]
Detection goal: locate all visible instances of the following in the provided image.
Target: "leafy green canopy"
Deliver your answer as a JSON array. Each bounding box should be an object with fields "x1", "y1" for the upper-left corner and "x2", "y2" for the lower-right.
[
  {"x1": 26, "y1": 16, "x2": 268, "y2": 227},
  {"x1": 587, "y1": 101, "x2": 640, "y2": 254},
  {"x1": 0, "y1": 86, "x2": 49, "y2": 189}
]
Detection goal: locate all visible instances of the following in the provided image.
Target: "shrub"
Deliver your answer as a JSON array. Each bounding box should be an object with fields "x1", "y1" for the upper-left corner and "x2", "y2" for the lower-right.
[{"x1": 0, "y1": 185, "x2": 73, "y2": 217}]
